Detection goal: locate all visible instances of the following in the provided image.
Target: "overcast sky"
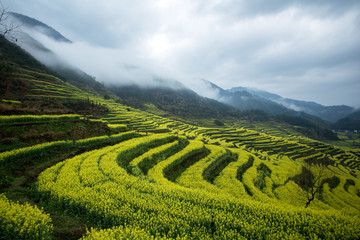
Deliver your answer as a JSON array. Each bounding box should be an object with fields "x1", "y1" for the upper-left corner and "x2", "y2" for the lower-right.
[{"x1": 3, "y1": 0, "x2": 360, "y2": 107}]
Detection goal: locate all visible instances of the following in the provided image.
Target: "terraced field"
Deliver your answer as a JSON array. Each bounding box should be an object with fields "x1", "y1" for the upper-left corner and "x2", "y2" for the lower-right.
[
  {"x1": 1, "y1": 66, "x2": 360, "y2": 239},
  {"x1": 13, "y1": 68, "x2": 92, "y2": 101},
  {"x1": 32, "y1": 131, "x2": 359, "y2": 239}
]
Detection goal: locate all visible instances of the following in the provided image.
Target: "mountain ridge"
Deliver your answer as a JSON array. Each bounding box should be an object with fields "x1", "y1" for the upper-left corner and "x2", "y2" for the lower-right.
[
  {"x1": 331, "y1": 110, "x2": 360, "y2": 131},
  {"x1": 229, "y1": 85, "x2": 354, "y2": 122},
  {"x1": 197, "y1": 79, "x2": 354, "y2": 123},
  {"x1": 4, "y1": 13, "x2": 114, "y2": 99},
  {"x1": 8, "y1": 12, "x2": 71, "y2": 43},
  {"x1": 198, "y1": 79, "x2": 330, "y2": 125}
]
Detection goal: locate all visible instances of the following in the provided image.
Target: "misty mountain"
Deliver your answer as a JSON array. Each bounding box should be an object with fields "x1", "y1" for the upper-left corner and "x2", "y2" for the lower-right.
[
  {"x1": 331, "y1": 110, "x2": 360, "y2": 131},
  {"x1": 7, "y1": 13, "x2": 112, "y2": 98},
  {"x1": 346, "y1": 110, "x2": 360, "y2": 119},
  {"x1": 228, "y1": 86, "x2": 282, "y2": 101},
  {"x1": 9, "y1": 12, "x2": 71, "y2": 43},
  {"x1": 229, "y1": 86, "x2": 354, "y2": 123},
  {"x1": 198, "y1": 79, "x2": 353, "y2": 123},
  {"x1": 199, "y1": 79, "x2": 328, "y2": 125},
  {"x1": 111, "y1": 84, "x2": 242, "y2": 120},
  {"x1": 0, "y1": 38, "x2": 108, "y2": 116}
]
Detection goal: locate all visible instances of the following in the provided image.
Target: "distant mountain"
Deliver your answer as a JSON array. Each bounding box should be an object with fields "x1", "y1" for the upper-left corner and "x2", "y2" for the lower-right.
[
  {"x1": 8, "y1": 12, "x2": 71, "y2": 43},
  {"x1": 275, "y1": 114, "x2": 338, "y2": 140},
  {"x1": 347, "y1": 110, "x2": 360, "y2": 119},
  {"x1": 228, "y1": 86, "x2": 282, "y2": 101},
  {"x1": 331, "y1": 110, "x2": 360, "y2": 131},
  {"x1": 110, "y1": 84, "x2": 242, "y2": 120},
  {"x1": 199, "y1": 80, "x2": 328, "y2": 125},
  {"x1": 199, "y1": 80, "x2": 353, "y2": 123},
  {"x1": 229, "y1": 86, "x2": 354, "y2": 123}
]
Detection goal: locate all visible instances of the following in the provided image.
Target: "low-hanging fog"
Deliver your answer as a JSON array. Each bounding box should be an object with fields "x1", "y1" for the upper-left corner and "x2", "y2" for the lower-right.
[{"x1": 3, "y1": 0, "x2": 360, "y2": 107}]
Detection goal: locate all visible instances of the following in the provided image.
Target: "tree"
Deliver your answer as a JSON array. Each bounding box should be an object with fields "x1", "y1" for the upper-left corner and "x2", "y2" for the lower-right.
[
  {"x1": 214, "y1": 119, "x2": 224, "y2": 126},
  {"x1": 0, "y1": 1, "x2": 20, "y2": 40},
  {"x1": 304, "y1": 164, "x2": 328, "y2": 208},
  {"x1": 292, "y1": 163, "x2": 330, "y2": 208}
]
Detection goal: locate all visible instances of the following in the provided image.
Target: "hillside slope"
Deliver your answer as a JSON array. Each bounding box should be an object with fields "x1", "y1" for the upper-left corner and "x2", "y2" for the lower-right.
[
  {"x1": 0, "y1": 36, "x2": 359, "y2": 239},
  {"x1": 332, "y1": 110, "x2": 360, "y2": 131},
  {"x1": 3, "y1": 14, "x2": 114, "y2": 98},
  {"x1": 111, "y1": 84, "x2": 338, "y2": 140},
  {"x1": 1, "y1": 85, "x2": 359, "y2": 239},
  {"x1": 229, "y1": 86, "x2": 354, "y2": 122},
  {"x1": 9, "y1": 12, "x2": 71, "y2": 43},
  {"x1": 0, "y1": 38, "x2": 109, "y2": 116},
  {"x1": 112, "y1": 84, "x2": 242, "y2": 119}
]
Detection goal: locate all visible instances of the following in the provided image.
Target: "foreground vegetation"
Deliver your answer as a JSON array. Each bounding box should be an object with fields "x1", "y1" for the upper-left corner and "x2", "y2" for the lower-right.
[{"x1": 0, "y1": 58, "x2": 359, "y2": 239}]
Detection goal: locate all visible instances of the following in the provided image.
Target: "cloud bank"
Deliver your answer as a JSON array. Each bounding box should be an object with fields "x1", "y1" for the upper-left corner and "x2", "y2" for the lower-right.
[{"x1": 3, "y1": 0, "x2": 360, "y2": 106}]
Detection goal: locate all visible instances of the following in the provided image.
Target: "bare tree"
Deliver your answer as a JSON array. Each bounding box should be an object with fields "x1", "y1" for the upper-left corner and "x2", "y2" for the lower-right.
[
  {"x1": 292, "y1": 163, "x2": 330, "y2": 208},
  {"x1": 304, "y1": 164, "x2": 328, "y2": 208},
  {"x1": 0, "y1": 1, "x2": 20, "y2": 40}
]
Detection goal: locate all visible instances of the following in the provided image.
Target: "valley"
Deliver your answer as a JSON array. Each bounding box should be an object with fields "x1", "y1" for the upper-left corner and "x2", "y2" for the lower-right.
[{"x1": 0, "y1": 55, "x2": 359, "y2": 239}]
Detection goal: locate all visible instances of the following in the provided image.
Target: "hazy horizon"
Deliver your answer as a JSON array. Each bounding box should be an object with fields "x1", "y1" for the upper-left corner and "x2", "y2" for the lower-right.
[{"x1": 2, "y1": 0, "x2": 360, "y2": 107}]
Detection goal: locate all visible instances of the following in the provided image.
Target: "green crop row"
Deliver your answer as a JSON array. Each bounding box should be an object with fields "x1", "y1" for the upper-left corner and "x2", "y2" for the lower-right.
[
  {"x1": 0, "y1": 114, "x2": 81, "y2": 124},
  {"x1": 0, "y1": 194, "x2": 53, "y2": 240},
  {"x1": 34, "y1": 136, "x2": 360, "y2": 239},
  {"x1": 0, "y1": 131, "x2": 138, "y2": 165}
]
